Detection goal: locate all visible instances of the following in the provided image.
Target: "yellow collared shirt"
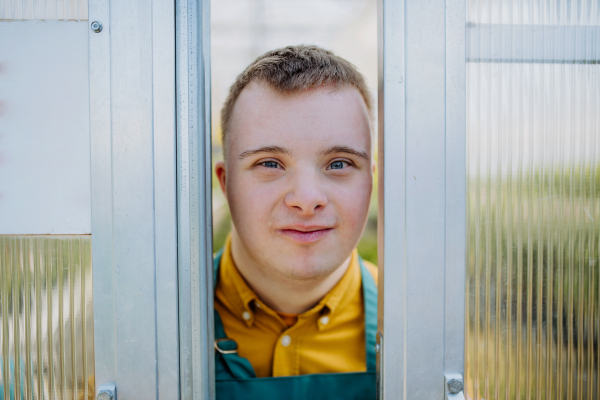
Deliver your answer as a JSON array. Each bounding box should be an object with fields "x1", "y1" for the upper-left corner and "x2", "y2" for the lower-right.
[{"x1": 214, "y1": 237, "x2": 377, "y2": 378}]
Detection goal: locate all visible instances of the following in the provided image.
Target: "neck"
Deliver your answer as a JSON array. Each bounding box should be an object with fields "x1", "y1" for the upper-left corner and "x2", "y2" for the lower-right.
[{"x1": 229, "y1": 232, "x2": 351, "y2": 315}]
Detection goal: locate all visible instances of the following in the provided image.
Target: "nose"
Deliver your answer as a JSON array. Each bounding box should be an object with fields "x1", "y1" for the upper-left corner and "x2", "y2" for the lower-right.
[{"x1": 284, "y1": 170, "x2": 328, "y2": 215}]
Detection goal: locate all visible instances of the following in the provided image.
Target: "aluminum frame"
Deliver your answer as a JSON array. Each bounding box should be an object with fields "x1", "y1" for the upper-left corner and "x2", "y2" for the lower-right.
[
  {"x1": 88, "y1": 0, "x2": 467, "y2": 397},
  {"x1": 444, "y1": 0, "x2": 467, "y2": 388},
  {"x1": 378, "y1": 0, "x2": 466, "y2": 398},
  {"x1": 89, "y1": 0, "x2": 179, "y2": 398},
  {"x1": 175, "y1": 0, "x2": 214, "y2": 399}
]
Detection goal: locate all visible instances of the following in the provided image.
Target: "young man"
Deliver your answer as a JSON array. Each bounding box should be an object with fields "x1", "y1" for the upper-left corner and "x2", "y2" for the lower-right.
[{"x1": 213, "y1": 45, "x2": 377, "y2": 399}]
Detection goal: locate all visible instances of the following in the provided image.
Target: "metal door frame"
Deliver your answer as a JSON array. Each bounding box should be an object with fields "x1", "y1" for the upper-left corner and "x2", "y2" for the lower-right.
[
  {"x1": 90, "y1": 0, "x2": 466, "y2": 398},
  {"x1": 378, "y1": 0, "x2": 467, "y2": 398},
  {"x1": 89, "y1": 0, "x2": 182, "y2": 398},
  {"x1": 175, "y1": 0, "x2": 214, "y2": 398}
]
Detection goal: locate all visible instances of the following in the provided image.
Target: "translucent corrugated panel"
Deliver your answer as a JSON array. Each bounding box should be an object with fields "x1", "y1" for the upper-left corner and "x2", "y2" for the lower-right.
[
  {"x1": 0, "y1": 236, "x2": 94, "y2": 400},
  {"x1": 466, "y1": 1, "x2": 600, "y2": 399},
  {"x1": 0, "y1": 0, "x2": 87, "y2": 20}
]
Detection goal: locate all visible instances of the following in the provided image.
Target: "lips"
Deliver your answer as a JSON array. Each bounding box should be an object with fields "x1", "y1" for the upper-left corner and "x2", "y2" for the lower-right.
[{"x1": 277, "y1": 225, "x2": 334, "y2": 244}]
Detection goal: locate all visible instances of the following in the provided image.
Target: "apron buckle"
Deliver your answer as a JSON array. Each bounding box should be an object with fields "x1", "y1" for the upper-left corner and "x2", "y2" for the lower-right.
[{"x1": 214, "y1": 338, "x2": 238, "y2": 354}]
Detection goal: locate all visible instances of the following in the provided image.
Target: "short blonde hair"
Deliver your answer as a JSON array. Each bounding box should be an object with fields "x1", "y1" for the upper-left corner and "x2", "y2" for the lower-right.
[{"x1": 221, "y1": 45, "x2": 373, "y2": 150}]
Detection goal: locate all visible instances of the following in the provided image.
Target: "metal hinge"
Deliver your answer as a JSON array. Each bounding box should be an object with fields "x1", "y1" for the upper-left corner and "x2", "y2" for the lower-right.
[{"x1": 444, "y1": 374, "x2": 465, "y2": 400}]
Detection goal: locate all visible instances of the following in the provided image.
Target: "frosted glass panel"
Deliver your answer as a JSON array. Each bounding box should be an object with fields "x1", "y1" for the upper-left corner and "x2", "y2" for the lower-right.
[
  {"x1": 0, "y1": 236, "x2": 94, "y2": 400},
  {"x1": 0, "y1": 0, "x2": 87, "y2": 20},
  {"x1": 0, "y1": 21, "x2": 91, "y2": 234},
  {"x1": 466, "y1": 1, "x2": 600, "y2": 399}
]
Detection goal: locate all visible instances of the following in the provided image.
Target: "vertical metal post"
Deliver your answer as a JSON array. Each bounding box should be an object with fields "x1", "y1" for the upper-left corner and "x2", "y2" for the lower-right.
[
  {"x1": 153, "y1": 0, "x2": 180, "y2": 398},
  {"x1": 90, "y1": 0, "x2": 179, "y2": 398},
  {"x1": 377, "y1": 0, "x2": 407, "y2": 398},
  {"x1": 89, "y1": 0, "x2": 115, "y2": 388},
  {"x1": 444, "y1": 0, "x2": 467, "y2": 385},
  {"x1": 378, "y1": 0, "x2": 466, "y2": 398},
  {"x1": 176, "y1": 0, "x2": 213, "y2": 399}
]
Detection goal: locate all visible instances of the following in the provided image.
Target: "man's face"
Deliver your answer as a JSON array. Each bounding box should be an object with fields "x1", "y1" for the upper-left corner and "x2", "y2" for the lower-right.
[{"x1": 216, "y1": 81, "x2": 373, "y2": 281}]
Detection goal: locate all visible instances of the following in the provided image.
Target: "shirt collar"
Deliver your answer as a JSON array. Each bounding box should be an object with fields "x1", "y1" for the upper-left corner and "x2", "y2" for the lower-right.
[{"x1": 219, "y1": 235, "x2": 259, "y2": 327}]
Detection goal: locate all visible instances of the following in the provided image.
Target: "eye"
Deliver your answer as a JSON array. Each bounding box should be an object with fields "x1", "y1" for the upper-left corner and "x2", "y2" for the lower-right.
[
  {"x1": 328, "y1": 160, "x2": 350, "y2": 170},
  {"x1": 259, "y1": 160, "x2": 282, "y2": 169}
]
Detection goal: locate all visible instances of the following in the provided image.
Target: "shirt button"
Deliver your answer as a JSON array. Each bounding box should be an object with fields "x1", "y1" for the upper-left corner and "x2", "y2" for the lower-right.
[
  {"x1": 320, "y1": 316, "x2": 330, "y2": 325},
  {"x1": 281, "y1": 335, "x2": 291, "y2": 347},
  {"x1": 242, "y1": 311, "x2": 251, "y2": 321}
]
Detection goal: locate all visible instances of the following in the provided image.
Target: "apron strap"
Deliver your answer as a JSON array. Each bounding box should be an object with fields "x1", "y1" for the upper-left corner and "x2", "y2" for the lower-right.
[
  {"x1": 213, "y1": 248, "x2": 224, "y2": 290},
  {"x1": 358, "y1": 256, "x2": 378, "y2": 372},
  {"x1": 213, "y1": 249, "x2": 228, "y2": 340},
  {"x1": 213, "y1": 250, "x2": 258, "y2": 379}
]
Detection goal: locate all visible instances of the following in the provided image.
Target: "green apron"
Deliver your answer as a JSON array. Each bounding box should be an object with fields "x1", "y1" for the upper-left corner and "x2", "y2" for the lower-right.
[{"x1": 213, "y1": 250, "x2": 377, "y2": 400}]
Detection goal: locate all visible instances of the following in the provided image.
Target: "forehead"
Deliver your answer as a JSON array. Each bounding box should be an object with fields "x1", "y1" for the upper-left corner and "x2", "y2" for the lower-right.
[{"x1": 226, "y1": 82, "x2": 372, "y2": 156}]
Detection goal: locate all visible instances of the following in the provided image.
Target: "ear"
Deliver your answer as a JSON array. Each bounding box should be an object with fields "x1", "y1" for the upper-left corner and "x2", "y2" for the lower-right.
[
  {"x1": 215, "y1": 160, "x2": 228, "y2": 201},
  {"x1": 372, "y1": 160, "x2": 376, "y2": 176}
]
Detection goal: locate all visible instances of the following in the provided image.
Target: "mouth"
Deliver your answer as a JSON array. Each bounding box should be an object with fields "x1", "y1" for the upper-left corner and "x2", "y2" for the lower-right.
[{"x1": 277, "y1": 226, "x2": 334, "y2": 244}]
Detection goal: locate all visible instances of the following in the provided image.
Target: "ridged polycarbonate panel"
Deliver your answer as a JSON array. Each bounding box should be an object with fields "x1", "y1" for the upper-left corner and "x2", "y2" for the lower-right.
[
  {"x1": 466, "y1": 1, "x2": 600, "y2": 399},
  {"x1": 0, "y1": 236, "x2": 94, "y2": 400},
  {"x1": 0, "y1": 0, "x2": 87, "y2": 20}
]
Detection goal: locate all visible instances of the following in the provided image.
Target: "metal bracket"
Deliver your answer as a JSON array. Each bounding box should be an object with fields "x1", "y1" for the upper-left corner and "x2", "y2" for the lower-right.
[
  {"x1": 97, "y1": 384, "x2": 117, "y2": 400},
  {"x1": 444, "y1": 374, "x2": 465, "y2": 400}
]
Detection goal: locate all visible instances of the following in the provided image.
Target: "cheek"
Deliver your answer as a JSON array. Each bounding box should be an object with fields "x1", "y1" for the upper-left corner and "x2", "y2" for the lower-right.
[
  {"x1": 330, "y1": 175, "x2": 373, "y2": 230},
  {"x1": 226, "y1": 173, "x2": 282, "y2": 228}
]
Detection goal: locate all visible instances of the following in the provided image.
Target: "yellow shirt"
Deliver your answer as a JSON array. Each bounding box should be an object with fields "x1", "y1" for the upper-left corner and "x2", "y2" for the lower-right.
[{"x1": 214, "y1": 237, "x2": 378, "y2": 378}]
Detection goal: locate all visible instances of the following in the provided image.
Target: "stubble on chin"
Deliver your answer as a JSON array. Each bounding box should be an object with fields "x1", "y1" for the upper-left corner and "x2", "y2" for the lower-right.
[{"x1": 268, "y1": 246, "x2": 348, "y2": 283}]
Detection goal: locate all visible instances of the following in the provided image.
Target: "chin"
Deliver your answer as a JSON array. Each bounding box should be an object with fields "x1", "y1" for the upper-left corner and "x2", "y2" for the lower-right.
[
  {"x1": 276, "y1": 251, "x2": 341, "y2": 281},
  {"x1": 282, "y1": 265, "x2": 330, "y2": 281}
]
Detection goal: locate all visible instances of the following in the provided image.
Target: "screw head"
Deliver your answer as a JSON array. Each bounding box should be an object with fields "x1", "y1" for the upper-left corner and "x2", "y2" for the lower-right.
[
  {"x1": 447, "y1": 378, "x2": 463, "y2": 394},
  {"x1": 91, "y1": 21, "x2": 103, "y2": 33},
  {"x1": 97, "y1": 391, "x2": 113, "y2": 400}
]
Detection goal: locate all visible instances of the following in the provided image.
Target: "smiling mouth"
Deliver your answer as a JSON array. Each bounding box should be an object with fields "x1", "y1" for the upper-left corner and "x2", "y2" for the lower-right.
[{"x1": 277, "y1": 228, "x2": 333, "y2": 244}]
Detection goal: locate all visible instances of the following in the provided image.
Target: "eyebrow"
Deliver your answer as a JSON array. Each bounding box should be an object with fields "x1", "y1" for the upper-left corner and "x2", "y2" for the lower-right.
[
  {"x1": 238, "y1": 146, "x2": 292, "y2": 159},
  {"x1": 319, "y1": 145, "x2": 370, "y2": 161}
]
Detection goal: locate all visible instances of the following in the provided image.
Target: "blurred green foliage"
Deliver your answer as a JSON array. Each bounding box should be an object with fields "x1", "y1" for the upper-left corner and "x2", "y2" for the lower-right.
[{"x1": 466, "y1": 163, "x2": 600, "y2": 399}]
